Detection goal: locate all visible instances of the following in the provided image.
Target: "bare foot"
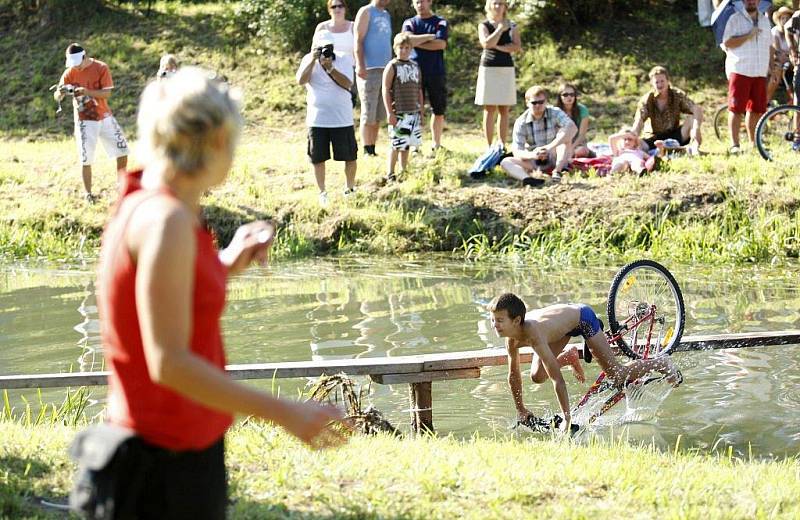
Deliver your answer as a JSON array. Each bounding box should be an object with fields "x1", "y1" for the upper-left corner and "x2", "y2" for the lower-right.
[{"x1": 557, "y1": 346, "x2": 586, "y2": 384}]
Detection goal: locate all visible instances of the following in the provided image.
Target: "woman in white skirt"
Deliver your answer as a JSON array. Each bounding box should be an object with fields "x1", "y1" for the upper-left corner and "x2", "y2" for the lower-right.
[{"x1": 475, "y1": 0, "x2": 521, "y2": 148}]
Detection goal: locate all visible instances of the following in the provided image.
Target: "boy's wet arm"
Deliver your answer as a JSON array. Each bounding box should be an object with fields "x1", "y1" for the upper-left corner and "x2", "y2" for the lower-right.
[{"x1": 506, "y1": 343, "x2": 528, "y2": 414}]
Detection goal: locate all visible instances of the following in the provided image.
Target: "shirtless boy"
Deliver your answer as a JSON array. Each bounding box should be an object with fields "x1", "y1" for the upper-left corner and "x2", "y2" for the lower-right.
[{"x1": 489, "y1": 292, "x2": 681, "y2": 429}]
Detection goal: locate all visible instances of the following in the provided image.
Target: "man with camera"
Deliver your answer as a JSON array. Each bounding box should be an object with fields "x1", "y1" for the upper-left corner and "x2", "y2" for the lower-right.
[
  {"x1": 55, "y1": 43, "x2": 129, "y2": 203},
  {"x1": 296, "y1": 33, "x2": 358, "y2": 207}
]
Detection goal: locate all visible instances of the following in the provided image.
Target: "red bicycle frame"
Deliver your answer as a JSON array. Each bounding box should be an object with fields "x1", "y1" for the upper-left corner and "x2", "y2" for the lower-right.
[{"x1": 571, "y1": 303, "x2": 663, "y2": 426}]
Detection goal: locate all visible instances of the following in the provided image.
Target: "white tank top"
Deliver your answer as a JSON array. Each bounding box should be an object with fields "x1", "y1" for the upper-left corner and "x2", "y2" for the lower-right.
[{"x1": 318, "y1": 21, "x2": 354, "y2": 58}]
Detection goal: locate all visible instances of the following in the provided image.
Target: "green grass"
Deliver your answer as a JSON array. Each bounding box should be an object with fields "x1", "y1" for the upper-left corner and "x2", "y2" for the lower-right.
[
  {"x1": 2, "y1": 2, "x2": 799, "y2": 266},
  {"x1": 2, "y1": 419, "x2": 799, "y2": 519},
  {"x1": 2, "y1": 130, "x2": 799, "y2": 266}
]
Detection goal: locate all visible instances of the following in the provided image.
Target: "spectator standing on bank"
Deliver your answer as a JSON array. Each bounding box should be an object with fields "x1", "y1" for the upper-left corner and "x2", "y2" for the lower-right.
[
  {"x1": 355, "y1": 0, "x2": 393, "y2": 156},
  {"x1": 297, "y1": 33, "x2": 358, "y2": 206},
  {"x1": 768, "y1": 7, "x2": 793, "y2": 103},
  {"x1": 402, "y1": 0, "x2": 449, "y2": 152},
  {"x1": 55, "y1": 43, "x2": 129, "y2": 203},
  {"x1": 555, "y1": 83, "x2": 593, "y2": 158},
  {"x1": 475, "y1": 0, "x2": 521, "y2": 148},
  {"x1": 721, "y1": 0, "x2": 772, "y2": 153},
  {"x1": 383, "y1": 32, "x2": 428, "y2": 182}
]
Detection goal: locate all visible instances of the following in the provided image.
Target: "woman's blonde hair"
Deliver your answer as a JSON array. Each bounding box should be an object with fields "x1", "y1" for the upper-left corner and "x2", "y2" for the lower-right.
[
  {"x1": 137, "y1": 67, "x2": 243, "y2": 175},
  {"x1": 485, "y1": 0, "x2": 508, "y2": 19}
]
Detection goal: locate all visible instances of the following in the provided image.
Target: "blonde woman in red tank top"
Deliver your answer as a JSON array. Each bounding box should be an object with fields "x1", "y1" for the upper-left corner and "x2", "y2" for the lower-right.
[{"x1": 90, "y1": 67, "x2": 346, "y2": 518}]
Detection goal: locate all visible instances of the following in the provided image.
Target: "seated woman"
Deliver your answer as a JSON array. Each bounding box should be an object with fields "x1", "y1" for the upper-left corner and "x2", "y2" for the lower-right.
[
  {"x1": 555, "y1": 83, "x2": 593, "y2": 158},
  {"x1": 609, "y1": 126, "x2": 661, "y2": 175}
]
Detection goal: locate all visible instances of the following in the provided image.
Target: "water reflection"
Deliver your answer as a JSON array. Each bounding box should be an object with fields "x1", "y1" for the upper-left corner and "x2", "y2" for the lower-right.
[
  {"x1": 75, "y1": 280, "x2": 102, "y2": 372},
  {"x1": 1, "y1": 257, "x2": 799, "y2": 458}
]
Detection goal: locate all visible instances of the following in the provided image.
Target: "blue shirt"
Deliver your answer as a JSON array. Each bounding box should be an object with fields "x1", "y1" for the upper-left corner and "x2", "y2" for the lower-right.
[
  {"x1": 363, "y1": 6, "x2": 392, "y2": 69},
  {"x1": 402, "y1": 15, "x2": 448, "y2": 77}
]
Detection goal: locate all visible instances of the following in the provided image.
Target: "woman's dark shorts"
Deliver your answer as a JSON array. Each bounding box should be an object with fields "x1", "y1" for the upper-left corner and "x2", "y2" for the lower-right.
[{"x1": 308, "y1": 125, "x2": 358, "y2": 164}]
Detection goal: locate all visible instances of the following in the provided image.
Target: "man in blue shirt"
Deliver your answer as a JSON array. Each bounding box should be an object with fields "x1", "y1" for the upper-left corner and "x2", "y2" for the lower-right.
[{"x1": 402, "y1": 0, "x2": 448, "y2": 152}]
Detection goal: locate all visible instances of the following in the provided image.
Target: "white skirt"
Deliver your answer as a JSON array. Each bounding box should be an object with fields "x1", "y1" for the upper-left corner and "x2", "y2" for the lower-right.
[{"x1": 474, "y1": 66, "x2": 516, "y2": 106}]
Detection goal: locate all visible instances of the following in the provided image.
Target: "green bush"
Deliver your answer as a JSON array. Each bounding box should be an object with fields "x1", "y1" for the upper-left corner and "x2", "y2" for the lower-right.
[
  {"x1": 515, "y1": 0, "x2": 649, "y2": 29},
  {"x1": 233, "y1": 0, "x2": 328, "y2": 51}
]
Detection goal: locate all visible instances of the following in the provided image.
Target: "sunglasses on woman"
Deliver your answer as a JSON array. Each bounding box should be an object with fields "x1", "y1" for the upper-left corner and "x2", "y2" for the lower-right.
[
  {"x1": 330, "y1": 4, "x2": 345, "y2": 9},
  {"x1": 560, "y1": 92, "x2": 576, "y2": 98}
]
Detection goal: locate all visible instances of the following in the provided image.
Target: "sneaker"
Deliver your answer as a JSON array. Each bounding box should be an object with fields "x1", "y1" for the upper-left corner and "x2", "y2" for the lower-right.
[
  {"x1": 469, "y1": 170, "x2": 488, "y2": 180},
  {"x1": 343, "y1": 186, "x2": 356, "y2": 197},
  {"x1": 792, "y1": 141, "x2": 800, "y2": 152},
  {"x1": 551, "y1": 171, "x2": 563, "y2": 183},
  {"x1": 386, "y1": 172, "x2": 397, "y2": 183},
  {"x1": 728, "y1": 145, "x2": 741, "y2": 155},
  {"x1": 522, "y1": 177, "x2": 545, "y2": 188},
  {"x1": 318, "y1": 191, "x2": 329, "y2": 207},
  {"x1": 83, "y1": 192, "x2": 96, "y2": 204}
]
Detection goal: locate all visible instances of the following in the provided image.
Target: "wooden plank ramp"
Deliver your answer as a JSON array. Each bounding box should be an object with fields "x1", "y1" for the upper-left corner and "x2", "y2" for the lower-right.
[{"x1": 2, "y1": 330, "x2": 799, "y2": 433}]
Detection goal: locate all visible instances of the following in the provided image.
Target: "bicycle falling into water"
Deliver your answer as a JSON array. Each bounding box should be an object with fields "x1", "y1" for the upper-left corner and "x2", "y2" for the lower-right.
[{"x1": 517, "y1": 259, "x2": 686, "y2": 434}]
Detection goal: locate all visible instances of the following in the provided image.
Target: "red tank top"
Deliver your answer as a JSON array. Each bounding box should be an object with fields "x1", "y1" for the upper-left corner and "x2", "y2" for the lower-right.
[{"x1": 97, "y1": 170, "x2": 232, "y2": 450}]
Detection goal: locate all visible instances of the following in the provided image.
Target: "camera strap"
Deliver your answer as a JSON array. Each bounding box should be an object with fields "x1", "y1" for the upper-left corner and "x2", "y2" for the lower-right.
[{"x1": 323, "y1": 67, "x2": 352, "y2": 94}]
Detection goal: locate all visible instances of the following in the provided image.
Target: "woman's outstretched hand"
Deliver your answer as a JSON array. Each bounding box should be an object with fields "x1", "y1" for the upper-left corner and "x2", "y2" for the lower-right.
[
  {"x1": 219, "y1": 220, "x2": 276, "y2": 275},
  {"x1": 283, "y1": 400, "x2": 351, "y2": 449}
]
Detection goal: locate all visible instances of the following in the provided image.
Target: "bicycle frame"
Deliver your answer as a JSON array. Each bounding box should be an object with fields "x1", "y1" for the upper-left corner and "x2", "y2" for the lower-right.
[{"x1": 571, "y1": 303, "x2": 664, "y2": 426}]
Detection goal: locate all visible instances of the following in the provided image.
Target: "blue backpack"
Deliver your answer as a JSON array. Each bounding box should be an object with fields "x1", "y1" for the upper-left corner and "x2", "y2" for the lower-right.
[{"x1": 468, "y1": 143, "x2": 505, "y2": 178}]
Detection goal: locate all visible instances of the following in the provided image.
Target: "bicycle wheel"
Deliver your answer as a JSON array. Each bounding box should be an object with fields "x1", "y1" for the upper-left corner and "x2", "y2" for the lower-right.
[
  {"x1": 606, "y1": 260, "x2": 685, "y2": 359},
  {"x1": 713, "y1": 103, "x2": 729, "y2": 143},
  {"x1": 755, "y1": 104, "x2": 800, "y2": 163}
]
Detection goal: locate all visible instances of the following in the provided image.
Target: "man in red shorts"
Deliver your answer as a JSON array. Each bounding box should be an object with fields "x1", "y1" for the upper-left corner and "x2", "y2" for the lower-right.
[{"x1": 721, "y1": 0, "x2": 772, "y2": 154}]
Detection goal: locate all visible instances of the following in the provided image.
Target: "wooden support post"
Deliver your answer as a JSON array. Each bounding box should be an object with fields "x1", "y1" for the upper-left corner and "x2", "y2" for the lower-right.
[{"x1": 409, "y1": 382, "x2": 433, "y2": 435}]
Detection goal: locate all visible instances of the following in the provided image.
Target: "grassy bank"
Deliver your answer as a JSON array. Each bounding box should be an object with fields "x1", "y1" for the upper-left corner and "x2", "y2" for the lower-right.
[
  {"x1": 2, "y1": 131, "x2": 799, "y2": 265},
  {"x1": 2, "y1": 420, "x2": 800, "y2": 519},
  {"x1": 1, "y1": 2, "x2": 799, "y2": 265}
]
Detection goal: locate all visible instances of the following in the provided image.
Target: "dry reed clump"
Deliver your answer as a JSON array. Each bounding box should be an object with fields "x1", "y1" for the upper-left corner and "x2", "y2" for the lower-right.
[{"x1": 305, "y1": 373, "x2": 400, "y2": 436}]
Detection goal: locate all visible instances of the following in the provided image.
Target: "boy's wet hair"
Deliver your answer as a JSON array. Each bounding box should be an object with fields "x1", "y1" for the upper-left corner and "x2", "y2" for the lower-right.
[{"x1": 489, "y1": 293, "x2": 526, "y2": 322}]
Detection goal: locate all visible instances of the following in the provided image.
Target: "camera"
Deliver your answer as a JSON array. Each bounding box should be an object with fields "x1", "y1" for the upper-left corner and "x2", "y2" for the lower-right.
[
  {"x1": 314, "y1": 43, "x2": 336, "y2": 61},
  {"x1": 60, "y1": 84, "x2": 76, "y2": 94}
]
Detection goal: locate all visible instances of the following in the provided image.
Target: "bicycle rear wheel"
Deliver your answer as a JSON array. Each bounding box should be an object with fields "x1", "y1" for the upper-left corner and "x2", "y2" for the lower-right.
[
  {"x1": 755, "y1": 104, "x2": 800, "y2": 163},
  {"x1": 713, "y1": 103, "x2": 729, "y2": 143},
  {"x1": 606, "y1": 260, "x2": 685, "y2": 359}
]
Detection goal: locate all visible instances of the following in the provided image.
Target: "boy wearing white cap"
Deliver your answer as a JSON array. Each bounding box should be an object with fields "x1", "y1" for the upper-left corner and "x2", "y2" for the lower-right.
[{"x1": 55, "y1": 43, "x2": 129, "y2": 203}]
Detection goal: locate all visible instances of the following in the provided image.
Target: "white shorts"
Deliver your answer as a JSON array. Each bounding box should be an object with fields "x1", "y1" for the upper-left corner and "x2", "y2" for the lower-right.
[
  {"x1": 389, "y1": 112, "x2": 422, "y2": 150},
  {"x1": 75, "y1": 116, "x2": 129, "y2": 166}
]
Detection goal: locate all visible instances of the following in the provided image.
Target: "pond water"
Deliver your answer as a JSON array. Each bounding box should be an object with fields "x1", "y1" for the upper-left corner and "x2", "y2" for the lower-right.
[{"x1": 2, "y1": 257, "x2": 799, "y2": 458}]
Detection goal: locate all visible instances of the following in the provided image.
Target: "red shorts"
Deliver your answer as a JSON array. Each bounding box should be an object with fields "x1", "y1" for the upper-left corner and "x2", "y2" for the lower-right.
[{"x1": 728, "y1": 73, "x2": 767, "y2": 114}]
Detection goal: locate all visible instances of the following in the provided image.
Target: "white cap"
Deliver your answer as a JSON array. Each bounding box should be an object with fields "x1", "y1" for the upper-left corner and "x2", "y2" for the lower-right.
[{"x1": 65, "y1": 50, "x2": 85, "y2": 68}]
